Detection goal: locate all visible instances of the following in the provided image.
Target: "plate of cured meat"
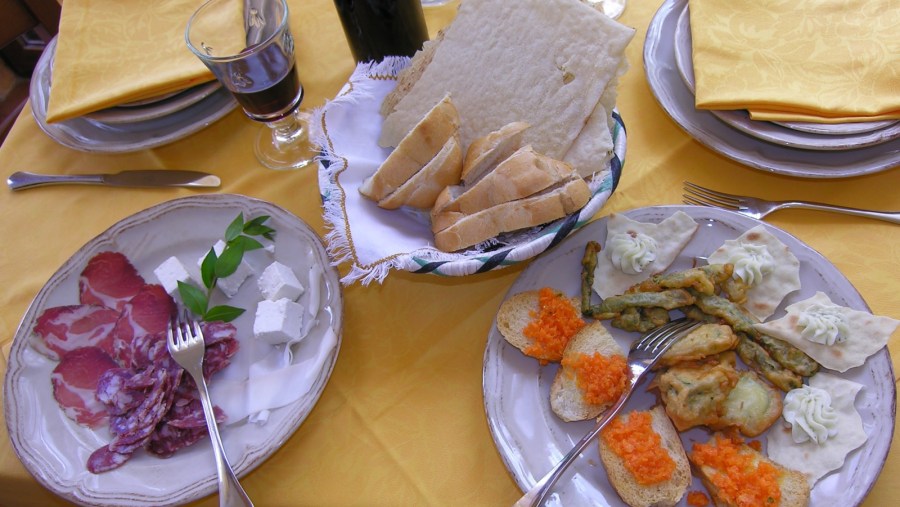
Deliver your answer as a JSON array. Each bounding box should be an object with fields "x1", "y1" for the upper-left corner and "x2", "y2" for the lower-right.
[{"x1": 3, "y1": 194, "x2": 343, "y2": 506}]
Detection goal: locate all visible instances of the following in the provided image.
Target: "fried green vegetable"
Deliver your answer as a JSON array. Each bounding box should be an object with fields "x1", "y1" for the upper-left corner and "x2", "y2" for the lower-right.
[
  {"x1": 585, "y1": 289, "x2": 695, "y2": 319},
  {"x1": 736, "y1": 334, "x2": 802, "y2": 392},
  {"x1": 625, "y1": 263, "x2": 734, "y2": 296},
  {"x1": 580, "y1": 241, "x2": 601, "y2": 316},
  {"x1": 611, "y1": 306, "x2": 671, "y2": 333},
  {"x1": 755, "y1": 332, "x2": 819, "y2": 377}
]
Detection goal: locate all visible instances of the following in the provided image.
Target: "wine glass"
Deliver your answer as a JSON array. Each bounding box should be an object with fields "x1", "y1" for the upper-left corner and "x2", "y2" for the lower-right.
[
  {"x1": 186, "y1": 0, "x2": 316, "y2": 170},
  {"x1": 586, "y1": 0, "x2": 627, "y2": 19}
]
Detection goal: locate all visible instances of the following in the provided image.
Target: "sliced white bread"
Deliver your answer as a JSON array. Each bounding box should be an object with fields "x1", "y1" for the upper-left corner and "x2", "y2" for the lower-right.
[
  {"x1": 598, "y1": 406, "x2": 691, "y2": 507},
  {"x1": 439, "y1": 145, "x2": 577, "y2": 216},
  {"x1": 460, "y1": 121, "x2": 530, "y2": 186},
  {"x1": 359, "y1": 93, "x2": 459, "y2": 202},
  {"x1": 690, "y1": 433, "x2": 810, "y2": 507},
  {"x1": 432, "y1": 176, "x2": 590, "y2": 252},
  {"x1": 496, "y1": 290, "x2": 581, "y2": 363},
  {"x1": 377, "y1": 133, "x2": 463, "y2": 210},
  {"x1": 550, "y1": 321, "x2": 625, "y2": 422}
]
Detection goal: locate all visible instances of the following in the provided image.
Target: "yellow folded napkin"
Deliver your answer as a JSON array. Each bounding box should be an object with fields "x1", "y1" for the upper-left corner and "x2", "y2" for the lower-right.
[
  {"x1": 688, "y1": 0, "x2": 900, "y2": 124},
  {"x1": 46, "y1": 0, "x2": 244, "y2": 123}
]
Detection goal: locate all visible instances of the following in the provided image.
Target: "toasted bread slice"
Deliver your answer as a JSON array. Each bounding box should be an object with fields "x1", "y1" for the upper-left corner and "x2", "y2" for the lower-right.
[
  {"x1": 690, "y1": 433, "x2": 810, "y2": 507},
  {"x1": 598, "y1": 406, "x2": 691, "y2": 507},
  {"x1": 550, "y1": 321, "x2": 625, "y2": 422},
  {"x1": 377, "y1": 134, "x2": 463, "y2": 210},
  {"x1": 359, "y1": 93, "x2": 459, "y2": 202},
  {"x1": 432, "y1": 177, "x2": 590, "y2": 251},
  {"x1": 496, "y1": 290, "x2": 581, "y2": 363}
]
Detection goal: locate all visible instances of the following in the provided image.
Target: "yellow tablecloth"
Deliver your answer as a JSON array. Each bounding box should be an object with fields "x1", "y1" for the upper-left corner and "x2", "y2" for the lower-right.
[{"x1": 0, "y1": 1, "x2": 898, "y2": 506}]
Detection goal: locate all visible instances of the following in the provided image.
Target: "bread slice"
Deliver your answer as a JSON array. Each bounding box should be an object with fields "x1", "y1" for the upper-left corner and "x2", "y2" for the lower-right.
[
  {"x1": 377, "y1": 133, "x2": 463, "y2": 210},
  {"x1": 550, "y1": 321, "x2": 625, "y2": 422},
  {"x1": 438, "y1": 145, "x2": 577, "y2": 216},
  {"x1": 432, "y1": 176, "x2": 590, "y2": 252},
  {"x1": 496, "y1": 290, "x2": 581, "y2": 363},
  {"x1": 690, "y1": 433, "x2": 810, "y2": 507},
  {"x1": 461, "y1": 121, "x2": 530, "y2": 186},
  {"x1": 598, "y1": 406, "x2": 691, "y2": 507},
  {"x1": 359, "y1": 93, "x2": 459, "y2": 202}
]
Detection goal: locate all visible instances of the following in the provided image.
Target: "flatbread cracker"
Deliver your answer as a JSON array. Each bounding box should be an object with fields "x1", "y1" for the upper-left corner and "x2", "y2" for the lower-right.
[
  {"x1": 707, "y1": 225, "x2": 800, "y2": 321},
  {"x1": 592, "y1": 211, "x2": 698, "y2": 298},
  {"x1": 379, "y1": 0, "x2": 634, "y2": 166},
  {"x1": 766, "y1": 373, "x2": 867, "y2": 487},
  {"x1": 754, "y1": 291, "x2": 900, "y2": 372}
]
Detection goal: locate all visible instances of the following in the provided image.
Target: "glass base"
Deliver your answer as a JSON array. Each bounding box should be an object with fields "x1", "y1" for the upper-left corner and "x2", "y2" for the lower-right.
[{"x1": 254, "y1": 110, "x2": 317, "y2": 171}]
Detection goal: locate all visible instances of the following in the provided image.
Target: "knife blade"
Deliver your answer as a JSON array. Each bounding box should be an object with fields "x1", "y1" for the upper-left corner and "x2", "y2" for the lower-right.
[{"x1": 7, "y1": 170, "x2": 221, "y2": 191}]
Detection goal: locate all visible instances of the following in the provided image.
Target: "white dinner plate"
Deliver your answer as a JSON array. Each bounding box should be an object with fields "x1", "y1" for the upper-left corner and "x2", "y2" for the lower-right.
[
  {"x1": 30, "y1": 38, "x2": 238, "y2": 153},
  {"x1": 644, "y1": 0, "x2": 900, "y2": 178},
  {"x1": 483, "y1": 205, "x2": 895, "y2": 506},
  {"x1": 3, "y1": 194, "x2": 343, "y2": 506},
  {"x1": 672, "y1": 5, "x2": 900, "y2": 151},
  {"x1": 83, "y1": 81, "x2": 223, "y2": 125}
]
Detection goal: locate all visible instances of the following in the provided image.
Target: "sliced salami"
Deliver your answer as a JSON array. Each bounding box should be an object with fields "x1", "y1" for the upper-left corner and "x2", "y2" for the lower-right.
[
  {"x1": 33, "y1": 304, "x2": 120, "y2": 360},
  {"x1": 79, "y1": 251, "x2": 146, "y2": 311},
  {"x1": 50, "y1": 347, "x2": 119, "y2": 428},
  {"x1": 86, "y1": 446, "x2": 132, "y2": 474}
]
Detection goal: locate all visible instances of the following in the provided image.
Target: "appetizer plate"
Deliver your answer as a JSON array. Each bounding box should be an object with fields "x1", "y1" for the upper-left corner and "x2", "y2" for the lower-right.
[
  {"x1": 30, "y1": 38, "x2": 238, "y2": 153},
  {"x1": 3, "y1": 194, "x2": 343, "y2": 507},
  {"x1": 644, "y1": 0, "x2": 900, "y2": 178},
  {"x1": 483, "y1": 205, "x2": 895, "y2": 506},
  {"x1": 672, "y1": 5, "x2": 900, "y2": 151},
  {"x1": 316, "y1": 59, "x2": 625, "y2": 285}
]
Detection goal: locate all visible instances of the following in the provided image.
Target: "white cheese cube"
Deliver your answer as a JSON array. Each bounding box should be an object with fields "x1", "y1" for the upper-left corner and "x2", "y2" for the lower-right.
[
  {"x1": 198, "y1": 240, "x2": 253, "y2": 298},
  {"x1": 153, "y1": 256, "x2": 196, "y2": 295},
  {"x1": 258, "y1": 261, "x2": 305, "y2": 301},
  {"x1": 253, "y1": 298, "x2": 304, "y2": 345}
]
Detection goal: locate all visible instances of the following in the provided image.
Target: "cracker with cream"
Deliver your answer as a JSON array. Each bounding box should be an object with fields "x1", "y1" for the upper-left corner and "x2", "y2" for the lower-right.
[
  {"x1": 592, "y1": 211, "x2": 699, "y2": 298},
  {"x1": 707, "y1": 224, "x2": 801, "y2": 321},
  {"x1": 766, "y1": 372, "x2": 868, "y2": 486},
  {"x1": 754, "y1": 291, "x2": 900, "y2": 372}
]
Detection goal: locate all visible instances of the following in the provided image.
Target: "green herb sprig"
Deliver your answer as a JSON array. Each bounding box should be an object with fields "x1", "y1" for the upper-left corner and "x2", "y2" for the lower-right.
[{"x1": 177, "y1": 213, "x2": 275, "y2": 322}]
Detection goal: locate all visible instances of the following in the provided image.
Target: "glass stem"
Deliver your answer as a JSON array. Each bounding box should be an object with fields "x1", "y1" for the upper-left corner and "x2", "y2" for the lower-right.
[{"x1": 267, "y1": 110, "x2": 305, "y2": 150}]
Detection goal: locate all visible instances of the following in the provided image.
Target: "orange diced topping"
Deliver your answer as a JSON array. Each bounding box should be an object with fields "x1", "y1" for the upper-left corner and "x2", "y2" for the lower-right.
[
  {"x1": 523, "y1": 287, "x2": 585, "y2": 363},
  {"x1": 562, "y1": 352, "x2": 628, "y2": 406},
  {"x1": 691, "y1": 435, "x2": 781, "y2": 507},
  {"x1": 748, "y1": 440, "x2": 762, "y2": 452},
  {"x1": 600, "y1": 411, "x2": 676, "y2": 485},
  {"x1": 687, "y1": 491, "x2": 711, "y2": 506}
]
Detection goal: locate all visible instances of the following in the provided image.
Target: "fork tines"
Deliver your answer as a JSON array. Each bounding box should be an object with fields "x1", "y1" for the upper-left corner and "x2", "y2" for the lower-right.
[
  {"x1": 635, "y1": 318, "x2": 700, "y2": 354},
  {"x1": 682, "y1": 181, "x2": 741, "y2": 210}
]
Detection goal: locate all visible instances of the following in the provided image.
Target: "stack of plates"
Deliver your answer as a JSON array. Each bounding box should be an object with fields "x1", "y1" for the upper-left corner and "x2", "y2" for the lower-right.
[
  {"x1": 30, "y1": 38, "x2": 238, "y2": 153},
  {"x1": 644, "y1": 0, "x2": 900, "y2": 178}
]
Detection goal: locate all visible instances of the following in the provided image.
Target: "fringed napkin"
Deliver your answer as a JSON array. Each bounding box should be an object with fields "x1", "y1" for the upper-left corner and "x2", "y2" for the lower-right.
[
  {"x1": 312, "y1": 58, "x2": 623, "y2": 286},
  {"x1": 689, "y1": 0, "x2": 900, "y2": 123},
  {"x1": 46, "y1": 0, "x2": 244, "y2": 123}
]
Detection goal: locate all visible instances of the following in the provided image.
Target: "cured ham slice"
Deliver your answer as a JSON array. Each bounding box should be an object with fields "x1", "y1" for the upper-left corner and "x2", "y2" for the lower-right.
[
  {"x1": 51, "y1": 347, "x2": 119, "y2": 428},
  {"x1": 79, "y1": 251, "x2": 146, "y2": 311},
  {"x1": 33, "y1": 304, "x2": 120, "y2": 360},
  {"x1": 110, "y1": 284, "x2": 176, "y2": 366}
]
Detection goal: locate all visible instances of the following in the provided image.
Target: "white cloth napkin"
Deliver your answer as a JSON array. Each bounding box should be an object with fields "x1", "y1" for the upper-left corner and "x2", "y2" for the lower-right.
[{"x1": 312, "y1": 59, "x2": 620, "y2": 286}]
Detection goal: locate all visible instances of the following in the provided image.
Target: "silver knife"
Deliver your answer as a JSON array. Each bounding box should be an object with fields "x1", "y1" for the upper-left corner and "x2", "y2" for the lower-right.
[{"x1": 7, "y1": 170, "x2": 221, "y2": 191}]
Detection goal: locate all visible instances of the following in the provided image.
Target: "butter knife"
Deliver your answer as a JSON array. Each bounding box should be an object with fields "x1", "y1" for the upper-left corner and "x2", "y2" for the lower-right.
[{"x1": 7, "y1": 170, "x2": 221, "y2": 191}]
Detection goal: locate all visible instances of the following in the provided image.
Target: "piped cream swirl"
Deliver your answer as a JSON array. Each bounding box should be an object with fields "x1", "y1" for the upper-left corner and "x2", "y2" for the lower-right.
[
  {"x1": 782, "y1": 385, "x2": 839, "y2": 445},
  {"x1": 607, "y1": 231, "x2": 658, "y2": 275},
  {"x1": 727, "y1": 242, "x2": 774, "y2": 286},
  {"x1": 797, "y1": 303, "x2": 850, "y2": 346}
]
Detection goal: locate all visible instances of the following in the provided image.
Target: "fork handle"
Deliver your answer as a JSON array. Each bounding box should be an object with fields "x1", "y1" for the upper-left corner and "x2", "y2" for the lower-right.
[
  {"x1": 513, "y1": 389, "x2": 634, "y2": 507},
  {"x1": 192, "y1": 372, "x2": 255, "y2": 507},
  {"x1": 781, "y1": 201, "x2": 900, "y2": 225}
]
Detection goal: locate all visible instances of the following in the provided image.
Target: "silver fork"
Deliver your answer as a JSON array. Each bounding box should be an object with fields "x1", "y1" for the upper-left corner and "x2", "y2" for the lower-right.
[
  {"x1": 513, "y1": 317, "x2": 702, "y2": 507},
  {"x1": 683, "y1": 181, "x2": 900, "y2": 224},
  {"x1": 167, "y1": 315, "x2": 254, "y2": 507}
]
